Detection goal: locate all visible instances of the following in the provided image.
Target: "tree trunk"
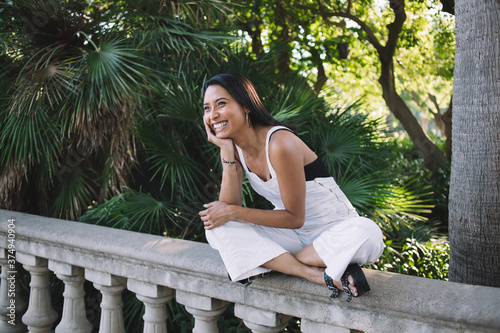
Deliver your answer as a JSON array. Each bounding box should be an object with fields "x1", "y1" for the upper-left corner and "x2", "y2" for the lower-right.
[
  {"x1": 310, "y1": 47, "x2": 327, "y2": 93},
  {"x1": 442, "y1": 99, "x2": 452, "y2": 160},
  {"x1": 247, "y1": 25, "x2": 263, "y2": 56},
  {"x1": 275, "y1": 0, "x2": 292, "y2": 75},
  {"x1": 449, "y1": 0, "x2": 500, "y2": 287},
  {"x1": 378, "y1": 56, "x2": 449, "y2": 169},
  {"x1": 374, "y1": 0, "x2": 449, "y2": 169}
]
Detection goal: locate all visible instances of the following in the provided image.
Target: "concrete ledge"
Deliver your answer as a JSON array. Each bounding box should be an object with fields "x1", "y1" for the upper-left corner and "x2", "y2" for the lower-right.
[{"x1": 1, "y1": 209, "x2": 499, "y2": 332}]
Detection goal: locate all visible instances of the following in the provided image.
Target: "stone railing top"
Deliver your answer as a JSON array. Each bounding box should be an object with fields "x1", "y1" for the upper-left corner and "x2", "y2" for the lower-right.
[{"x1": 1, "y1": 209, "x2": 499, "y2": 332}]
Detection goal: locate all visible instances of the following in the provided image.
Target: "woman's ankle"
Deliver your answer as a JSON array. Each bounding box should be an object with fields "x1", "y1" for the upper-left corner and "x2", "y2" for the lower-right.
[{"x1": 306, "y1": 266, "x2": 326, "y2": 285}]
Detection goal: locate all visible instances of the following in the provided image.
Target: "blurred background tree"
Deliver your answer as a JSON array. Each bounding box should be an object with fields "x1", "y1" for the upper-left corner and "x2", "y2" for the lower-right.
[{"x1": 231, "y1": 0, "x2": 454, "y2": 168}]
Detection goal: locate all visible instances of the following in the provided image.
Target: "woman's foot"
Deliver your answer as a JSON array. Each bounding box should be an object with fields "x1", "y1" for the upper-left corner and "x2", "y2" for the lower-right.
[
  {"x1": 324, "y1": 264, "x2": 370, "y2": 302},
  {"x1": 307, "y1": 266, "x2": 358, "y2": 296},
  {"x1": 333, "y1": 275, "x2": 358, "y2": 296}
]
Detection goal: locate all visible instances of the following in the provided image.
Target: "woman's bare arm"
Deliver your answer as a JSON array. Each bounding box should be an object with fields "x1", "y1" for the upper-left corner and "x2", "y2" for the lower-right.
[{"x1": 201, "y1": 131, "x2": 310, "y2": 229}]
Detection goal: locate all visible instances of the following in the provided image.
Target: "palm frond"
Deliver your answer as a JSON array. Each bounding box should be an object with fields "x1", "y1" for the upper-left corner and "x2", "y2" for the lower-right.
[
  {"x1": 157, "y1": 71, "x2": 205, "y2": 122},
  {"x1": 310, "y1": 108, "x2": 389, "y2": 171},
  {"x1": 8, "y1": 43, "x2": 80, "y2": 115},
  {"x1": 0, "y1": 104, "x2": 60, "y2": 172},
  {"x1": 267, "y1": 74, "x2": 325, "y2": 128},
  {"x1": 52, "y1": 164, "x2": 96, "y2": 220},
  {"x1": 80, "y1": 190, "x2": 187, "y2": 235},
  {"x1": 65, "y1": 35, "x2": 155, "y2": 137},
  {"x1": 140, "y1": 17, "x2": 235, "y2": 54},
  {"x1": 135, "y1": 119, "x2": 206, "y2": 199},
  {"x1": 336, "y1": 168, "x2": 433, "y2": 227},
  {"x1": 161, "y1": 0, "x2": 236, "y2": 29}
]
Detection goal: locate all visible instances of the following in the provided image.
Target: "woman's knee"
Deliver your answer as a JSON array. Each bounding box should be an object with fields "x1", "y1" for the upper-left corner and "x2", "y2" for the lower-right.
[
  {"x1": 361, "y1": 218, "x2": 384, "y2": 258},
  {"x1": 356, "y1": 217, "x2": 383, "y2": 238}
]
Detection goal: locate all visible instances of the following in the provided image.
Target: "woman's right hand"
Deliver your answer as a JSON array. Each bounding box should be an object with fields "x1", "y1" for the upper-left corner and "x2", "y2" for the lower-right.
[
  {"x1": 203, "y1": 119, "x2": 243, "y2": 206},
  {"x1": 204, "y1": 121, "x2": 234, "y2": 151}
]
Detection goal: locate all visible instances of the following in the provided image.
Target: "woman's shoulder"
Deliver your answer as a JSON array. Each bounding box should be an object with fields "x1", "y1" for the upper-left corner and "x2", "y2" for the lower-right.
[
  {"x1": 267, "y1": 127, "x2": 318, "y2": 167},
  {"x1": 268, "y1": 128, "x2": 304, "y2": 155}
]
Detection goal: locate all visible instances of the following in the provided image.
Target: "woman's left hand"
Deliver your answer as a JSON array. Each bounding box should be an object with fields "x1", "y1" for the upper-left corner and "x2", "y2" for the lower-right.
[{"x1": 199, "y1": 201, "x2": 234, "y2": 230}]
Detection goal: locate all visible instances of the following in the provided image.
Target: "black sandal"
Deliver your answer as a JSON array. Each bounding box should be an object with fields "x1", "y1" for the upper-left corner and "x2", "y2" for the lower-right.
[
  {"x1": 324, "y1": 271, "x2": 341, "y2": 298},
  {"x1": 324, "y1": 264, "x2": 371, "y2": 302},
  {"x1": 229, "y1": 272, "x2": 271, "y2": 286}
]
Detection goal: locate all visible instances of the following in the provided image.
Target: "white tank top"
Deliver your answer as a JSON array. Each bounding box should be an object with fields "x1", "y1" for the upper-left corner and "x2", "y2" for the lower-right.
[{"x1": 235, "y1": 126, "x2": 358, "y2": 242}]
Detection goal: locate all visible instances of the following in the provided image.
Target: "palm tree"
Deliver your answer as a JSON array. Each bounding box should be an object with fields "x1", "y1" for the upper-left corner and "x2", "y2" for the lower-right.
[
  {"x1": 0, "y1": 0, "x2": 233, "y2": 220},
  {"x1": 449, "y1": 0, "x2": 500, "y2": 287}
]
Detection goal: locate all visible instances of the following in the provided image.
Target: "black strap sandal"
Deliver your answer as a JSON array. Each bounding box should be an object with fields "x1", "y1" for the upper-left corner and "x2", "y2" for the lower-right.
[
  {"x1": 228, "y1": 273, "x2": 255, "y2": 285},
  {"x1": 325, "y1": 264, "x2": 371, "y2": 302},
  {"x1": 229, "y1": 272, "x2": 271, "y2": 286},
  {"x1": 324, "y1": 271, "x2": 341, "y2": 298}
]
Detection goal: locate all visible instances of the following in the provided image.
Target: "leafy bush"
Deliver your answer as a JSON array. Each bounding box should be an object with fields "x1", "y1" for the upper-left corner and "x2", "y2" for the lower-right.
[
  {"x1": 386, "y1": 134, "x2": 450, "y2": 229},
  {"x1": 372, "y1": 237, "x2": 449, "y2": 280}
]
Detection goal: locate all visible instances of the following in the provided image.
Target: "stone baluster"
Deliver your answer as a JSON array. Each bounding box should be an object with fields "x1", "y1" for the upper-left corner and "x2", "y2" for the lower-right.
[
  {"x1": 0, "y1": 248, "x2": 27, "y2": 332},
  {"x1": 16, "y1": 253, "x2": 58, "y2": 333},
  {"x1": 300, "y1": 319, "x2": 350, "y2": 333},
  {"x1": 234, "y1": 304, "x2": 291, "y2": 333},
  {"x1": 127, "y1": 280, "x2": 175, "y2": 333},
  {"x1": 176, "y1": 291, "x2": 228, "y2": 333},
  {"x1": 85, "y1": 269, "x2": 126, "y2": 333},
  {"x1": 49, "y1": 261, "x2": 92, "y2": 333}
]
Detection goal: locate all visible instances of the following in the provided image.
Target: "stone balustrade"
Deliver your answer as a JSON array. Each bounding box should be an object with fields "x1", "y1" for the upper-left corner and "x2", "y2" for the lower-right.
[{"x1": 0, "y1": 209, "x2": 499, "y2": 333}]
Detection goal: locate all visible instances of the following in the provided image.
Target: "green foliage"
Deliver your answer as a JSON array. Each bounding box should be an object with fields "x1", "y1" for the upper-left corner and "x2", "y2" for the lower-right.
[
  {"x1": 230, "y1": 0, "x2": 454, "y2": 122},
  {"x1": 387, "y1": 134, "x2": 450, "y2": 227},
  {"x1": 266, "y1": 78, "x2": 435, "y2": 227},
  {"x1": 0, "y1": 0, "x2": 235, "y2": 219},
  {"x1": 0, "y1": 104, "x2": 60, "y2": 168},
  {"x1": 373, "y1": 238, "x2": 449, "y2": 280},
  {"x1": 80, "y1": 190, "x2": 191, "y2": 236},
  {"x1": 53, "y1": 165, "x2": 96, "y2": 220},
  {"x1": 370, "y1": 134, "x2": 450, "y2": 282}
]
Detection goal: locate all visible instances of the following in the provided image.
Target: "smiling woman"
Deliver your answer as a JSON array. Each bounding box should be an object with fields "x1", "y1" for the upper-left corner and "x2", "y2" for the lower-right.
[
  {"x1": 204, "y1": 86, "x2": 244, "y2": 137},
  {"x1": 198, "y1": 73, "x2": 384, "y2": 302}
]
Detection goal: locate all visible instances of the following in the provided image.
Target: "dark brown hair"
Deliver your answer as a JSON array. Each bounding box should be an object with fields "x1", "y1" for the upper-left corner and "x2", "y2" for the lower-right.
[{"x1": 204, "y1": 73, "x2": 294, "y2": 131}]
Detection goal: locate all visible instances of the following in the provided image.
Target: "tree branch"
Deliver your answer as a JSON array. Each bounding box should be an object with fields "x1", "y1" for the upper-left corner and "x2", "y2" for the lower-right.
[
  {"x1": 428, "y1": 93, "x2": 441, "y2": 116},
  {"x1": 310, "y1": 47, "x2": 328, "y2": 92},
  {"x1": 385, "y1": 1, "x2": 406, "y2": 54},
  {"x1": 439, "y1": 0, "x2": 455, "y2": 15},
  {"x1": 312, "y1": 2, "x2": 383, "y2": 53}
]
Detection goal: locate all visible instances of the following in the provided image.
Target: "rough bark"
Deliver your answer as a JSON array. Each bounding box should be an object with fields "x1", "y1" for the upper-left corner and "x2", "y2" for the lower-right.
[
  {"x1": 442, "y1": 99, "x2": 452, "y2": 160},
  {"x1": 449, "y1": 0, "x2": 500, "y2": 287}
]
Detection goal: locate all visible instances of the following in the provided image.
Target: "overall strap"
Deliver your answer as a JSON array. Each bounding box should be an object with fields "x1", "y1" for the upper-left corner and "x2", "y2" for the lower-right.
[{"x1": 265, "y1": 126, "x2": 293, "y2": 180}]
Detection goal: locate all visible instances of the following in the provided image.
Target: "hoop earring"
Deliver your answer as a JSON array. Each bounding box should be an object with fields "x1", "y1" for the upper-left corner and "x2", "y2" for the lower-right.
[{"x1": 246, "y1": 113, "x2": 251, "y2": 127}]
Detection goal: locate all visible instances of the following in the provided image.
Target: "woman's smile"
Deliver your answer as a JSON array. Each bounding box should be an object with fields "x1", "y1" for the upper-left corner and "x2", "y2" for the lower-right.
[
  {"x1": 204, "y1": 84, "x2": 248, "y2": 139},
  {"x1": 213, "y1": 120, "x2": 228, "y2": 132}
]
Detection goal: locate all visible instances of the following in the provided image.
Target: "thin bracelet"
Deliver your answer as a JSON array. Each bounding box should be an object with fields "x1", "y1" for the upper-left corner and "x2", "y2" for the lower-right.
[{"x1": 222, "y1": 158, "x2": 236, "y2": 165}]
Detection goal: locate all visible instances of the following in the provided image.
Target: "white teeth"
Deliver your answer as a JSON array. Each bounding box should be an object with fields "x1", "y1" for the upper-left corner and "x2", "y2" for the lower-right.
[{"x1": 213, "y1": 121, "x2": 228, "y2": 130}]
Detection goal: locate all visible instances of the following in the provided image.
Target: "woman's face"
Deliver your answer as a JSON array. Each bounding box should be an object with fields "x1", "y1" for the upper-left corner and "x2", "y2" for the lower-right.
[{"x1": 203, "y1": 84, "x2": 247, "y2": 138}]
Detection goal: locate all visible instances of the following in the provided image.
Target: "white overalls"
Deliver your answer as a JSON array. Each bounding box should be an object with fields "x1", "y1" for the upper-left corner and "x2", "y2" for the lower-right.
[{"x1": 206, "y1": 126, "x2": 384, "y2": 282}]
